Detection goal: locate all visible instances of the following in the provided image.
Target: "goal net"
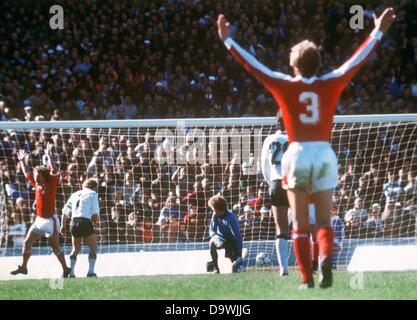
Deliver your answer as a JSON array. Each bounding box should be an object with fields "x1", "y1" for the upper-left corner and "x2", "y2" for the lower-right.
[{"x1": 1, "y1": 115, "x2": 416, "y2": 268}]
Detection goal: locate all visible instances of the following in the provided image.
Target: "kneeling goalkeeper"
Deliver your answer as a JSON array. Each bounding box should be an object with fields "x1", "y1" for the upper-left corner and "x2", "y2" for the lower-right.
[{"x1": 207, "y1": 195, "x2": 244, "y2": 273}]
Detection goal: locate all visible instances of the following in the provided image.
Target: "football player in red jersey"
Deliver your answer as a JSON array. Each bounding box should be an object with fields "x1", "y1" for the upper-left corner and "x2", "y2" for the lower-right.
[
  {"x1": 11, "y1": 143, "x2": 71, "y2": 278},
  {"x1": 218, "y1": 8, "x2": 395, "y2": 288}
]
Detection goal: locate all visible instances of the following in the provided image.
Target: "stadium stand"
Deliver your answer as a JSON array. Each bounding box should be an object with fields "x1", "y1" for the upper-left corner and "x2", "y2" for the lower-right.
[
  {"x1": 0, "y1": 0, "x2": 416, "y2": 253},
  {"x1": 0, "y1": 0, "x2": 416, "y2": 122}
]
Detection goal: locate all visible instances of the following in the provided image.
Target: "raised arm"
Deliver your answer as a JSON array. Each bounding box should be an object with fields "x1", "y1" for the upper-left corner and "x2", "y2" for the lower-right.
[
  {"x1": 17, "y1": 149, "x2": 31, "y2": 177},
  {"x1": 45, "y1": 142, "x2": 59, "y2": 172},
  {"x1": 328, "y1": 8, "x2": 396, "y2": 86},
  {"x1": 217, "y1": 14, "x2": 292, "y2": 89}
]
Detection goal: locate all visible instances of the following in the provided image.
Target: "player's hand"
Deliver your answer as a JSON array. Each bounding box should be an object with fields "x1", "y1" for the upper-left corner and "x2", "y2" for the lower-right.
[
  {"x1": 373, "y1": 8, "x2": 396, "y2": 33},
  {"x1": 60, "y1": 226, "x2": 66, "y2": 236},
  {"x1": 17, "y1": 149, "x2": 27, "y2": 162},
  {"x1": 217, "y1": 14, "x2": 231, "y2": 41}
]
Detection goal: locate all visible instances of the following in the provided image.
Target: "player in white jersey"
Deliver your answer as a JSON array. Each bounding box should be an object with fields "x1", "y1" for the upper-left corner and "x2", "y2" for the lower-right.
[
  {"x1": 262, "y1": 114, "x2": 319, "y2": 275},
  {"x1": 261, "y1": 111, "x2": 290, "y2": 276},
  {"x1": 61, "y1": 179, "x2": 100, "y2": 277}
]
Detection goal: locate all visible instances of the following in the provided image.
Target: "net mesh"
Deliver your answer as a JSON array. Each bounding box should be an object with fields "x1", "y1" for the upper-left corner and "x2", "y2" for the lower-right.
[{"x1": 0, "y1": 117, "x2": 416, "y2": 267}]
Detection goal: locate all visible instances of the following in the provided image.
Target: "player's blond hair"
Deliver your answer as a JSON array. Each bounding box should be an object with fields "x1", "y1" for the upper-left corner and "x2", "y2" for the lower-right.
[
  {"x1": 290, "y1": 40, "x2": 321, "y2": 78},
  {"x1": 208, "y1": 195, "x2": 228, "y2": 213},
  {"x1": 34, "y1": 166, "x2": 50, "y2": 180}
]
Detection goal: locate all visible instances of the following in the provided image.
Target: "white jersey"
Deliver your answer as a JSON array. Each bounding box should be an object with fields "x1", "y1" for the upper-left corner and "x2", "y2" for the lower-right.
[
  {"x1": 63, "y1": 188, "x2": 99, "y2": 220},
  {"x1": 261, "y1": 130, "x2": 289, "y2": 183}
]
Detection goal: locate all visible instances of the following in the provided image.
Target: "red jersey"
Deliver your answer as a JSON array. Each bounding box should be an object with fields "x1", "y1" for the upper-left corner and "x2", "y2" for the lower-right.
[
  {"x1": 26, "y1": 169, "x2": 59, "y2": 218},
  {"x1": 225, "y1": 29, "x2": 384, "y2": 143}
]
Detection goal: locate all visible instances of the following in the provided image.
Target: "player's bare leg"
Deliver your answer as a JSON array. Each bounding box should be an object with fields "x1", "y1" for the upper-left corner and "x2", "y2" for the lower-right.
[
  {"x1": 69, "y1": 236, "x2": 82, "y2": 277},
  {"x1": 311, "y1": 189, "x2": 334, "y2": 289},
  {"x1": 272, "y1": 205, "x2": 289, "y2": 276},
  {"x1": 49, "y1": 233, "x2": 71, "y2": 278},
  {"x1": 11, "y1": 231, "x2": 41, "y2": 275},
  {"x1": 84, "y1": 233, "x2": 98, "y2": 277},
  {"x1": 310, "y1": 223, "x2": 319, "y2": 272},
  {"x1": 287, "y1": 189, "x2": 313, "y2": 288}
]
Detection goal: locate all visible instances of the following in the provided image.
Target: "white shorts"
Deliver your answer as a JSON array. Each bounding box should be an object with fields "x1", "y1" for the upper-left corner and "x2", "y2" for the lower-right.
[
  {"x1": 28, "y1": 214, "x2": 60, "y2": 238},
  {"x1": 282, "y1": 141, "x2": 338, "y2": 193}
]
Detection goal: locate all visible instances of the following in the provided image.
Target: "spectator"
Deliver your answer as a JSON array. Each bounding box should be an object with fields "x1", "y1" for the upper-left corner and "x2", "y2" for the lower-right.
[
  {"x1": 363, "y1": 203, "x2": 384, "y2": 237},
  {"x1": 344, "y1": 198, "x2": 368, "y2": 238},
  {"x1": 117, "y1": 95, "x2": 139, "y2": 119},
  {"x1": 156, "y1": 195, "x2": 181, "y2": 226},
  {"x1": 383, "y1": 171, "x2": 405, "y2": 203},
  {"x1": 404, "y1": 171, "x2": 417, "y2": 199},
  {"x1": 138, "y1": 216, "x2": 157, "y2": 243},
  {"x1": 4, "y1": 172, "x2": 29, "y2": 206},
  {"x1": 247, "y1": 188, "x2": 268, "y2": 216},
  {"x1": 126, "y1": 212, "x2": 140, "y2": 243},
  {"x1": 381, "y1": 199, "x2": 403, "y2": 237},
  {"x1": 330, "y1": 205, "x2": 344, "y2": 268},
  {"x1": 183, "y1": 205, "x2": 207, "y2": 242},
  {"x1": 257, "y1": 206, "x2": 275, "y2": 240}
]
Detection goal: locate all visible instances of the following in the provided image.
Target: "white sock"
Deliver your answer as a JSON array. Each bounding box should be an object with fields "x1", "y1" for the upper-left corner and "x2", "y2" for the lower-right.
[
  {"x1": 70, "y1": 258, "x2": 77, "y2": 276},
  {"x1": 275, "y1": 238, "x2": 289, "y2": 275},
  {"x1": 88, "y1": 257, "x2": 96, "y2": 274}
]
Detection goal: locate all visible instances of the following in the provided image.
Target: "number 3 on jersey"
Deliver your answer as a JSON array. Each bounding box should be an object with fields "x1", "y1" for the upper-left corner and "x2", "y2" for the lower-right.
[{"x1": 299, "y1": 92, "x2": 319, "y2": 124}]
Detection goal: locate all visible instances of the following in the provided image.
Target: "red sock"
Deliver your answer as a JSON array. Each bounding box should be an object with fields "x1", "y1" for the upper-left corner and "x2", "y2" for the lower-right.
[
  {"x1": 56, "y1": 251, "x2": 68, "y2": 270},
  {"x1": 292, "y1": 230, "x2": 313, "y2": 284},
  {"x1": 22, "y1": 251, "x2": 32, "y2": 269},
  {"x1": 317, "y1": 226, "x2": 334, "y2": 262},
  {"x1": 311, "y1": 241, "x2": 319, "y2": 265}
]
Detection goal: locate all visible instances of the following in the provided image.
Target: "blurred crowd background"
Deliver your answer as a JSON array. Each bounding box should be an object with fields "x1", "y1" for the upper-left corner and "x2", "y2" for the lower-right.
[
  {"x1": 1, "y1": 0, "x2": 417, "y2": 249},
  {"x1": 0, "y1": 0, "x2": 416, "y2": 122},
  {"x1": 1, "y1": 123, "x2": 416, "y2": 248}
]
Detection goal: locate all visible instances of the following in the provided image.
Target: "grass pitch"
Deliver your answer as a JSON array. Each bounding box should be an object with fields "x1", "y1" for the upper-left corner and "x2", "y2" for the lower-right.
[{"x1": 1, "y1": 271, "x2": 417, "y2": 300}]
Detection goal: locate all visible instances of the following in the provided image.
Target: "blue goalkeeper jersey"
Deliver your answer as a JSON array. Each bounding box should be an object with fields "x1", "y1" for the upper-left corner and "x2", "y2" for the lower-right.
[{"x1": 209, "y1": 210, "x2": 243, "y2": 253}]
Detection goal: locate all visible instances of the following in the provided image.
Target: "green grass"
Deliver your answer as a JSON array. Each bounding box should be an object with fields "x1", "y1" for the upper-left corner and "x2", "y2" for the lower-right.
[{"x1": 1, "y1": 271, "x2": 417, "y2": 300}]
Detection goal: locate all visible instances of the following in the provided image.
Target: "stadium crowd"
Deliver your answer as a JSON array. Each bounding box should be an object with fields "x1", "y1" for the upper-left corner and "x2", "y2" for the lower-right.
[
  {"x1": 0, "y1": 0, "x2": 416, "y2": 122},
  {"x1": 1, "y1": 0, "x2": 417, "y2": 248},
  {"x1": 1, "y1": 122, "x2": 416, "y2": 248}
]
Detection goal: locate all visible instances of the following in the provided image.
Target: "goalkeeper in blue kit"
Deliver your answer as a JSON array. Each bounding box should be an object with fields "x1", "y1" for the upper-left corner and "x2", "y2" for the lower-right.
[{"x1": 207, "y1": 195, "x2": 245, "y2": 273}]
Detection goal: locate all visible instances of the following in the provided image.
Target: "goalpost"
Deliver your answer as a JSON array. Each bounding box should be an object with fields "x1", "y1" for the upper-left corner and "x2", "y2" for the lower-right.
[{"x1": 1, "y1": 114, "x2": 416, "y2": 276}]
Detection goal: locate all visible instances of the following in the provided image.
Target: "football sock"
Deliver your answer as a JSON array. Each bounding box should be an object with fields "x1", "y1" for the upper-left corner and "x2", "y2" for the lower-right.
[
  {"x1": 317, "y1": 225, "x2": 334, "y2": 262},
  {"x1": 292, "y1": 230, "x2": 313, "y2": 284},
  {"x1": 88, "y1": 253, "x2": 97, "y2": 274},
  {"x1": 210, "y1": 243, "x2": 219, "y2": 270},
  {"x1": 70, "y1": 254, "x2": 77, "y2": 276},
  {"x1": 275, "y1": 235, "x2": 288, "y2": 274},
  {"x1": 311, "y1": 240, "x2": 319, "y2": 267}
]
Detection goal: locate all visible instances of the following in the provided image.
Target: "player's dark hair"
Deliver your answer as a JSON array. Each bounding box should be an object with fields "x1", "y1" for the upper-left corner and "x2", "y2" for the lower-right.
[
  {"x1": 83, "y1": 178, "x2": 98, "y2": 191},
  {"x1": 34, "y1": 166, "x2": 50, "y2": 181},
  {"x1": 208, "y1": 195, "x2": 228, "y2": 214},
  {"x1": 290, "y1": 40, "x2": 321, "y2": 78}
]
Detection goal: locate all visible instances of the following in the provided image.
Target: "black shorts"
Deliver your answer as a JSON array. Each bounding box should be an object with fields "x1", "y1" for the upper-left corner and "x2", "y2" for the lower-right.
[
  {"x1": 269, "y1": 179, "x2": 289, "y2": 207},
  {"x1": 70, "y1": 218, "x2": 95, "y2": 238}
]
